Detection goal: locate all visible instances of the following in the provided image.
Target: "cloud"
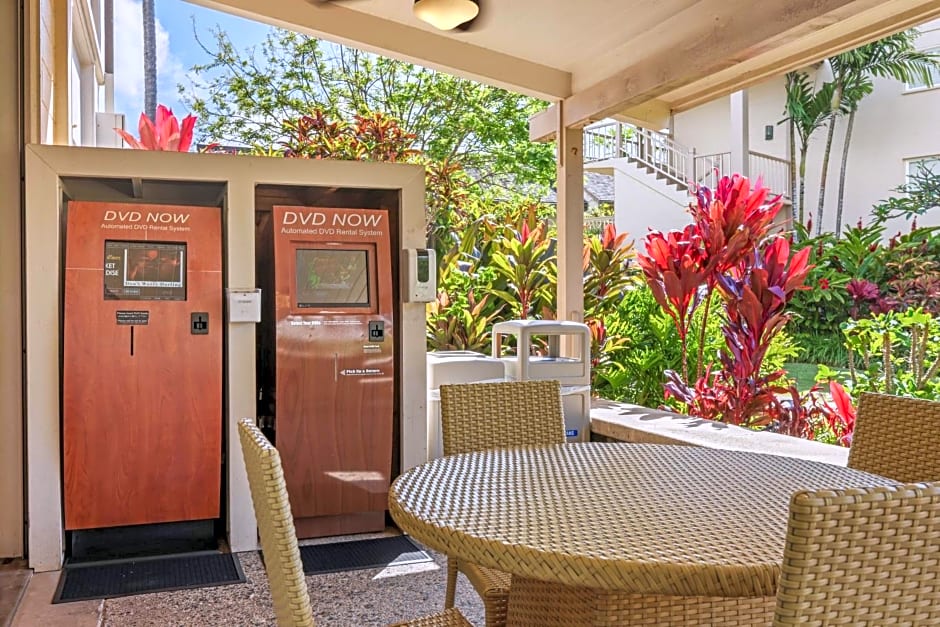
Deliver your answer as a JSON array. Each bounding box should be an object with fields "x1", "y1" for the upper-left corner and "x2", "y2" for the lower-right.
[{"x1": 113, "y1": 0, "x2": 189, "y2": 118}]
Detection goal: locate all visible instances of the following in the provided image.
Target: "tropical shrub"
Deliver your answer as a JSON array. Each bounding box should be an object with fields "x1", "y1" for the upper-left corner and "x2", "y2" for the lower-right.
[
  {"x1": 593, "y1": 284, "x2": 800, "y2": 408},
  {"x1": 817, "y1": 307, "x2": 940, "y2": 400},
  {"x1": 638, "y1": 174, "x2": 814, "y2": 431},
  {"x1": 789, "y1": 211, "x2": 940, "y2": 365},
  {"x1": 280, "y1": 109, "x2": 419, "y2": 162}
]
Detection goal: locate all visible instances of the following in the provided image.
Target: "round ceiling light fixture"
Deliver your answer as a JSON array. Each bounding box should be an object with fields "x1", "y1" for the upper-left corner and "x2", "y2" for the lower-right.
[{"x1": 413, "y1": 0, "x2": 479, "y2": 31}]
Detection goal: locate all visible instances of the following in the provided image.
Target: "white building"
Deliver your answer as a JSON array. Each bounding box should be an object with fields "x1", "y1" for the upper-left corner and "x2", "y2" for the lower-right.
[{"x1": 588, "y1": 19, "x2": 940, "y2": 242}]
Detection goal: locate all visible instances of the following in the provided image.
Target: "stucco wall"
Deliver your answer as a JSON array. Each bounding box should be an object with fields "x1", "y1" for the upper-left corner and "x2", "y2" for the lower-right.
[
  {"x1": 611, "y1": 166, "x2": 688, "y2": 244},
  {"x1": 673, "y1": 19, "x2": 940, "y2": 236},
  {"x1": 1, "y1": 0, "x2": 24, "y2": 558}
]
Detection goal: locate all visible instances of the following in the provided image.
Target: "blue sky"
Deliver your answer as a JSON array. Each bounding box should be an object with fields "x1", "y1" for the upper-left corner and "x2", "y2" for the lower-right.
[{"x1": 114, "y1": 0, "x2": 274, "y2": 123}]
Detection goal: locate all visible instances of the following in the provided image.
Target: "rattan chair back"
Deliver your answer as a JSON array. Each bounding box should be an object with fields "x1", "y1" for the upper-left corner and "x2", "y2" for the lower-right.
[
  {"x1": 849, "y1": 392, "x2": 940, "y2": 483},
  {"x1": 773, "y1": 482, "x2": 940, "y2": 626},
  {"x1": 238, "y1": 418, "x2": 315, "y2": 627},
  {"x1": 439, "y1": 380, "x2": 566, "y2": 456}
]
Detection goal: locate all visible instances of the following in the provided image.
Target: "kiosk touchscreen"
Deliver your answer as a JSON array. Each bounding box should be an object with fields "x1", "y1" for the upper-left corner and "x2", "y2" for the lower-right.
[
  {"x1": 62, "y1": 202, "x2": 223, "y2": 530},
  {"x1": 272, "y1": 205, "x2": 394, "y2": 538}
]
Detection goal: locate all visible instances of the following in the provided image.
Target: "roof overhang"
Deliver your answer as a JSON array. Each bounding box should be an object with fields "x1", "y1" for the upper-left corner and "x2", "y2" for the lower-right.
[{"x1": 187, "y1": 0, "x2": 940, "y2": 139}]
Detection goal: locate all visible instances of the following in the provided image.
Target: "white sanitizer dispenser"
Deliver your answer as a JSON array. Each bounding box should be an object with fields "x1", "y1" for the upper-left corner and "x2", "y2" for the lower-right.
[{"x1": 404, "y1": 248, "x2": 436, "y2": 302}]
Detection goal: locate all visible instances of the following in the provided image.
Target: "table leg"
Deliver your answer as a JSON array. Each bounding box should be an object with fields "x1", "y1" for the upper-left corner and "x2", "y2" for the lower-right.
[{"x1": 505, "y1": 577, "x2": 775, "y2": 626}]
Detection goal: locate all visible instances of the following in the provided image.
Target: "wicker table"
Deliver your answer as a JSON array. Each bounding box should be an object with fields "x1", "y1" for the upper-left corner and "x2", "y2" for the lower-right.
[{"x1": 389, "y1": 442, "x2": 895, "y2": 626}]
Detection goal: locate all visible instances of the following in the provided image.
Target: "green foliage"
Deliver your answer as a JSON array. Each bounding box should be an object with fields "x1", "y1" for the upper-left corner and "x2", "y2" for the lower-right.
[
  {"x1": 593, "y1": 286, "x2": 798, "y2": 408},
  {"x1": 425, "y1": 205, "x2": 559, "y2": 350},
  {"x1": 816, "y1": 308, "x2": 940, "y2": 401},
  {"x1": 486, "y1": 219, "x2": 557, "y2": 320},
  {"x1": 592, "y1": 286, "x2": 696, "y2": 407},
  {"x1": 185, "y1": 27, "x2": 555, "y2": 187},
  {"x1": 872, "y1": 165, "x2": 940, "y2": 223},
  {"x1": 426, "y1": 238, "x2": 505, "y2": 352},
  {"x1": 789, "y1": 209, "x2": 940, "y2": 368},
  {"x1": 788, "y1": 220, "x2": 888, "y2": 365},
  {"x1": 277, "y1": 110, "x2": 419, "y2": 162}
]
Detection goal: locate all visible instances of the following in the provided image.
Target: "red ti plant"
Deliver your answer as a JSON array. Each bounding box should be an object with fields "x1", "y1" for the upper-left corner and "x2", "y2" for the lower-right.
[
  {"x1": 641, "y1": 173, "x2": 815, "y2": 430},
  {"x1": 665, "y1": 238, "x2": 811, "y2": 428},
  {"x1": 817, "y1": 381, "x2": 857, "y2": 445},
  {"x1": 639, "y1": 174, "x2": 782, "y2": 382},
  {"x1": 116, "y1": 104, "x2": 196, "y2": 151},
  {"x1": 638, "y1": 224, "x2": 712, "y2": 381}
]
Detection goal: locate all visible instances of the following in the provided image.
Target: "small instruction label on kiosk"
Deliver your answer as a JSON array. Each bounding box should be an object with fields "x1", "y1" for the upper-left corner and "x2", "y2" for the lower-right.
[
  {"x1": 363, "y1": 344, "x2": 382, "y2": 353},
  {"x1": 340, "y1": 368, "x2": 382, "y2": 376},
  {"x1": 116, "y1": 310, "x2": 150, "y2": 326}
]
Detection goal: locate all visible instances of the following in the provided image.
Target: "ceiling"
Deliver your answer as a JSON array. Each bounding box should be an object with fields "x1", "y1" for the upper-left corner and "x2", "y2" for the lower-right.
[{"x1": 193, "y1": 0, "x2": 940, "y2": 136}]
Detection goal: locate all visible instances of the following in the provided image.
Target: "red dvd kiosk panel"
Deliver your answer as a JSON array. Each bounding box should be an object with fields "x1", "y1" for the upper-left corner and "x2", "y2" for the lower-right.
[
  {"x1": 63, "y1": 202, "x2": 223, "y2": 530},
  {"x1": 273, "y1": 205, "x2": 394, "y2": 538}
]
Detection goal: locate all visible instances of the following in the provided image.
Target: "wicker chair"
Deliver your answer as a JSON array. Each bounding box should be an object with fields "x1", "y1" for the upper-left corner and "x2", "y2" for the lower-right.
[
  {"x1": 438, "y1": 380, "x2": 566, "y2": 627},
  {"x1": 237, "y1": 418, "x2": 471, "y2": 627},
  {"x1": 773, "y1": 481, "x2": 940, "y2": 626},
  {"x1": 848, "y1": 392, "x2": 940, "y2": 483}
]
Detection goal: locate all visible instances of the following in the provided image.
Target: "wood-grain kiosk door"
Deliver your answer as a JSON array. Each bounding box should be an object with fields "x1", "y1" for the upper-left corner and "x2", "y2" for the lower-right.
[
  {"x1": 63, "y1": 201, "x2": 223, "y2": 530},
  {"x1": 273, "y1": 205, "x2": 394, "y2": 538}
]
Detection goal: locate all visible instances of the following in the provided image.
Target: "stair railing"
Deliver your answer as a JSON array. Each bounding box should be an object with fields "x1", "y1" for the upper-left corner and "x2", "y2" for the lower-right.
[
  {"x1": 584, "y1": 122, "x2": 692, "y2": 189},
  {"x1": 584, "y1": 122, "x2": 791, "y2": 200}
]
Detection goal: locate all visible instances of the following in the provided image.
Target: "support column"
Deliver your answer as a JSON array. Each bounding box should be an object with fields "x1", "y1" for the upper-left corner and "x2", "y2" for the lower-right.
[
  {"x1": 730, "y1": 90, "x2": 749, "y2": 177},
  {"x1": 556, "y1": 119, "x2": 584, "y2": 326}
]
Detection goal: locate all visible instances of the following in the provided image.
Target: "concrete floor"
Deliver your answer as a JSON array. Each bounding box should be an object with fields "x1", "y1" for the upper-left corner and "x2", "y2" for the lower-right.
[
  {"x1": 12, "y1": 539, "x2": 485, "y2": 627},
  {"x1": 0, "y1": 559, "x2": 31, "y2": 627}
]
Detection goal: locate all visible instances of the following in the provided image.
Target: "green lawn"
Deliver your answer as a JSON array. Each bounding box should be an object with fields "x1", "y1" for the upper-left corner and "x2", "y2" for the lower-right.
[{"x1": 785, "y1": 362, "x2": 819, "y2": 393}]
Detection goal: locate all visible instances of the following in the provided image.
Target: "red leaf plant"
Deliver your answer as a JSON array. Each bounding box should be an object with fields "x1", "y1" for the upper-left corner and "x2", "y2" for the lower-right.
[
  {"x1": 817, "y1": 381, "x2": 857, "y2": 446},
  {"x1": 641, "y1": 173, "x2": 816, "y2": 431},
  {"x1": 639, "y1": 174, "x2": 783, "y2": 382},
  {"x1": 664, "y1": 238, "x2": 812, "y2": 429},
  {"x1": 116, "y1": 105, "x2": 197, "y2": 152}
]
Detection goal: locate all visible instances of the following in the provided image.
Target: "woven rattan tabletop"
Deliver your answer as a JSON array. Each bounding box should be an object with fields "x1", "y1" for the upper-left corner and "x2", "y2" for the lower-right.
[{"x1": 389, "y1": 442, "x2": 896, "y2": 598}]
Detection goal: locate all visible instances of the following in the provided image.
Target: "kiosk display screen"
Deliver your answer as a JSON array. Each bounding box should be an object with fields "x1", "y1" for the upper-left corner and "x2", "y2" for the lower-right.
[
  {"x1": 104, "y1": 240, "x2": 187, "y2": 301},
  {"x1": 296, "y1": 248, "x2": 370, "y2": 308}
]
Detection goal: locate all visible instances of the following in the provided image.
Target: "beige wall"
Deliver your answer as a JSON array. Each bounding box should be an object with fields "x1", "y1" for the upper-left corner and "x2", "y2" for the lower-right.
[{"x1": 1, "y1": 0, "x2": 24, "y2": 559}]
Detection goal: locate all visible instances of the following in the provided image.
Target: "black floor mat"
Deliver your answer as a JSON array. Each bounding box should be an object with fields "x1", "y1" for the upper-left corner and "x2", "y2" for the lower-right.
[
  {"x1": 53, "y1": 551, "x2": 245, "y2": 603},
  {"x1": 300, "y1": 535, "x2": 432, "y2": 575}
]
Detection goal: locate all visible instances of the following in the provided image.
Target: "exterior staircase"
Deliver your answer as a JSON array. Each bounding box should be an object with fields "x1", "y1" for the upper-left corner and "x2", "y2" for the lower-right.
[{"x1": 583, "y1": 121, "x2": 791, "y2": 200}]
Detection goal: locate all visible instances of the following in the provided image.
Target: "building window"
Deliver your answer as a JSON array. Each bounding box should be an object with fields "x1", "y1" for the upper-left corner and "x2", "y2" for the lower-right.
[
  {"x1": 905, "y1": 47, "x2": 940, "y2": 91},
  {"x1": 906, "y1": 155, "x2": 940, "y2": 181}
]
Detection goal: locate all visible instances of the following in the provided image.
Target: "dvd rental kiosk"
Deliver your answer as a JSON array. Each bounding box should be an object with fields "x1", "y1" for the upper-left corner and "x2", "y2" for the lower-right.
[
  {"x1": 62, "y1": 201, "x2": 223, "y2": 531},
  {"x1": 271, "y1": 205, "x2": 395, "y2": 538}
]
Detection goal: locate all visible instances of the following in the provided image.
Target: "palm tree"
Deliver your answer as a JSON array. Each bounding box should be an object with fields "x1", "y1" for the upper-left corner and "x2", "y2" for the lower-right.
[
  {"x1": 829, "y1": 32, "x2": 938, "y2": 236},
  {"x1": 782, "y1": 72, "x2": 835, "y2": 230},
  {"x1": 143, "y1": 0, "x2": 157, "y2": 120}
]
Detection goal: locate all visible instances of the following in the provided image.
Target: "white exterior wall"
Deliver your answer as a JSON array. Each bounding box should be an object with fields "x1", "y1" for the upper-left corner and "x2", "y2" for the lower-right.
[
  {"x1": 614, "y1": 170, "x2": 688, "y2": 241},
  {"x1": 803, "y1": 20, "x2": 940, "y2": 236},
  {"x1": 671, "y1": 19, "x2": 940, "y2": 236},
  {"x1": 589, "y1": 161, "x2": 688, "y2": 244}
]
